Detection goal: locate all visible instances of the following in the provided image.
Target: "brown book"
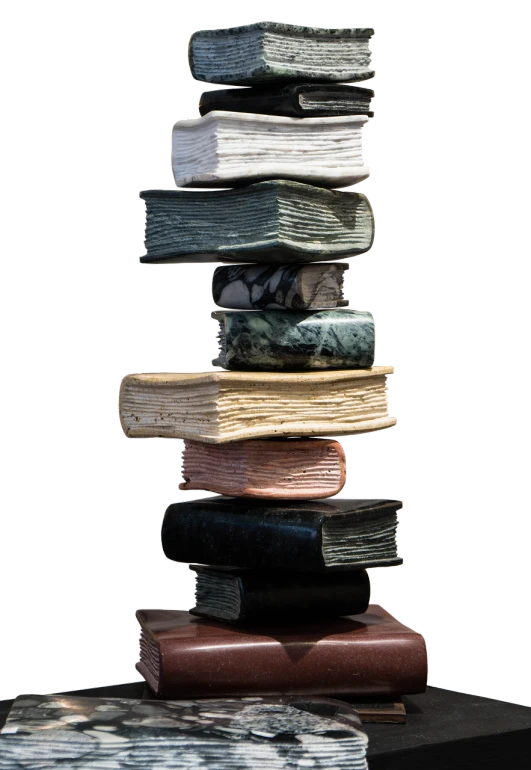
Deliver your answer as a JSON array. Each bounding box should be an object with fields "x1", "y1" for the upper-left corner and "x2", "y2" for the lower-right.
[{"x1": 136, "y1": 605, "x2": 427, "y2": 699}]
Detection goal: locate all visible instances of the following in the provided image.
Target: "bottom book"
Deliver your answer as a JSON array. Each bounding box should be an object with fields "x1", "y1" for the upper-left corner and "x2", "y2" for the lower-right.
[
  {"x1": 0, "y1": 693, "x2": 369, "y2": 770},
  {"x1": 136, "y1": 605, "x2": 428, "y2": 699}
]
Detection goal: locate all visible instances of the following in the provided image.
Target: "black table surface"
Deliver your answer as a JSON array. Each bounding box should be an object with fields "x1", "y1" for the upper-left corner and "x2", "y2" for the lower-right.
[{"x1": 1, "y1": 683, "x2": 530, "y2": 769}]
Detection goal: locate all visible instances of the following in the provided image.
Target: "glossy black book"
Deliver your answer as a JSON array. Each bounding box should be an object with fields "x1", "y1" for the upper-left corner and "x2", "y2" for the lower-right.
[
  {"x1": 162, "y1": 497, "x2": 402, "y2": 572},
  {"x1": 199, "y1": 84, "x2": 374, "y2": 118},
  {"x1": 190, "y1": 565, "x2": 371, "y2": 623}
]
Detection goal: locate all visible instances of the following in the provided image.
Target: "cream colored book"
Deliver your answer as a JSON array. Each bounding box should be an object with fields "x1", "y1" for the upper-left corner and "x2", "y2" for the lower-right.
[{"x1": 119, "y1": 368, "x2": 395, "y2": 444}]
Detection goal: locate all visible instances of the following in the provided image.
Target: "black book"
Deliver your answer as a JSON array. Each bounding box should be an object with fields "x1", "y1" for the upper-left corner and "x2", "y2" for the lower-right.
[
  {"x1": 199, "y1": 84, "x2": 374, "y2": 118},
  {"x1": 162, "y1": 497, "x2": 402, "y2": 572},
  {"x1": 190, "y1": 565, "x2": 371, "y2": 623}
]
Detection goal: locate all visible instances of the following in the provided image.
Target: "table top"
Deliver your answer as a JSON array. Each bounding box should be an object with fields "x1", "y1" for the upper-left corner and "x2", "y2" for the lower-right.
[{"x1": 1, "y1": 683, "x2": 530, "y2": 769}]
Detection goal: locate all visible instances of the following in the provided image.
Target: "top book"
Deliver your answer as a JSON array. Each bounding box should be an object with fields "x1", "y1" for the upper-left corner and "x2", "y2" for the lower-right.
[{"x1": 189, "y1": 23, "x2": 374, "y2": 85}]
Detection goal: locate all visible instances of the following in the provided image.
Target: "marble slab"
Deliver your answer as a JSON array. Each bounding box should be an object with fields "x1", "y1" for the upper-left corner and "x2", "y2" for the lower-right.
[
  {"x1": 172, "y1": 111, "x2": 369, "y2": 188},
  {"x1": 199, "y1": 83, "x2": 374, "y2": 118},
  {"x1": 0, "y1": 693, "x2": 368, "y2": 770},
  {"x1": 119, "y1": 368, "x2": 396, "y2": 443},
  {"x1": 190, "y1": 565, "x2": 370, "y2": 623},
  {"x1": 180, "y1": 438, "x2": 346, "y2": 498},
  {"x1": 213, "y1": 309, "x2": 375, "y2": 371},
  {"x1": 189, "y1": 23, "x2": 374, "y2": 85},
  {"x1": 162, "y1": 497, "x2": 402, "y2": 573},
  {"x1": 213, "y1": 263, "x2": 348, "y2": 310},
  {"x1": 140, "y1": 182, "x2": 374, "y2": 264}
]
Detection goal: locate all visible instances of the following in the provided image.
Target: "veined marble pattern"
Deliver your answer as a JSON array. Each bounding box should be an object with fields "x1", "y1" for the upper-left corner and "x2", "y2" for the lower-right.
[
  {"x1": 213, "y1": 263, "x2": 348, "y2": 310},
  {"x1": 213, "y1": 309, "x2": 375, "y2": 371},
  {"x1": 0, "y1": 694, "x2": 368, "y2": 770}
]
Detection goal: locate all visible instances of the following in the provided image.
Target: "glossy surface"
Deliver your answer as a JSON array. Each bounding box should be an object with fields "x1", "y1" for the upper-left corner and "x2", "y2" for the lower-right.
[
  {"x1": 161, "y1": 496, "x2": 402, "y2": 572},
  {"x1": 213, "y1": 309, "x2": 375, "y2": 371},
  {"x1": 189, "y1": 23, "x2": 374, "y2": 85},
  {"x1": 213, "y1": 263, "x2": 349, "y2": 310},
  {"x1": 200, "y1": 83, "x2": 374, "y2": 118},
  {"x1": 180, "y1": 438, "x2": 346, "y2": 499},
  {"x1": 136, "y1": 605, "x2": 427, "y2": 699},
  {"x1": 140, "y1": 183, "x2": 374, "y2": 264},
  {"x1": 190, "y1": 565, "x2": 370, "y2": 623}
]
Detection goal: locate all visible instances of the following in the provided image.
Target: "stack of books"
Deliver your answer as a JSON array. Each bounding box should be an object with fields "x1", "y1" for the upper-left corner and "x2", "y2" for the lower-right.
[{"x1": 120, "y1": 19, "x2": 427, "y2": 726}]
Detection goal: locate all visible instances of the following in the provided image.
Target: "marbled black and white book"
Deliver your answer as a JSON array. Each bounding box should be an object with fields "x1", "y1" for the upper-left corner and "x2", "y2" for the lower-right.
[
  {"x1": 212, "y1": 309, "x2": 375, "y2": 371},
  {"x1": 189, "y1": 23, "x2": 374, "y2": 85},
  {"x1": 119, "y1": 368, "x2": 396, "y2": 443},
  {"x1": 172, "y1": 112, "x2": 369, "y2": 188},
  {"x1": 0, "y1": 693, "x2": 369, "y2": 770},
  {"x1": 213, "y1": 264, "x2": 349, "y2": 310},
  {"x1": 140, "y1": 183, "x2": 374, "y2": 264}
]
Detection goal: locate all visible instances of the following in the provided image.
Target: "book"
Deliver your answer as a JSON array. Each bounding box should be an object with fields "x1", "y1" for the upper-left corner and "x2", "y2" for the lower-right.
[
  {"x1": 199, "y1": 83, "x2": 374, "y2": 118},
  {"x1": 140, "y1": 183, "x2": 373, "y2": 264},
  {"x1": 0, "y1": 693, "x2": 369, "y2": 770},
  {"x1": 212, "y1": 309, "x2": 374, "y2": 371},
  {"x1": 119, "y1": 368, "x2": 396, "y2": 443},
  {"x1": 162, "y1": 497, "x2": 402, "y2": 571},
  {"x1": 180, "y1": 438, "x2": 346, "y2": 499},
  {"x1": 189, "y1": 23, "x2": 374, "y2": 85},
  {"x1": 136, "y1": 605, "x2": 427, "y2": 698},
  {"x1": 213, "y1": 263, "x2": 349, "y2": 310},
  {"x1": 172, "y1": 112, "x2": 369, "y2": 188},
  {"x1": 190, "y1": 565, "x2": 370, "y2": 623}
]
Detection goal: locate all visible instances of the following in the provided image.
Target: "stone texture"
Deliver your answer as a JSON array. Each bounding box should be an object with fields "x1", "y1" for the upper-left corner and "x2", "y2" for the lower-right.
[
  {"x1": 140, "y1": 182, "x2": 374, "y2": 264},
  {"x1": 119, "y1": 368, "x2": 396, "y2": 443},
  {"x1": 190, "y1": 565, "x2": 370, "y2": 623},
  {"x1": 136, "y1": 605, "x2": 426, "y2": 699},
  {"x1": 172, "y1": 112, "x2": 369, "y2": 188},
  {"x1": 199, "y1": 83, "x2": 374, "y2": 118},
  {"x1": 212, "y1": 263, "x2": 349, "y2": 310},
  {"x1": 180, "y1": 438, "x2": 346, "y2": 498},
  {"x1": 162, "y1": 497, "x2": 402, "y2": 572},
  {"x1": 189, "y1": 23, "x2": 374, "y2": 85},
  {"x1": 0, "y1": 693, "x2": 369, "y2": 770},
  {"x1": 213, "y1": 309, "x2": 375, "y2": 371}
]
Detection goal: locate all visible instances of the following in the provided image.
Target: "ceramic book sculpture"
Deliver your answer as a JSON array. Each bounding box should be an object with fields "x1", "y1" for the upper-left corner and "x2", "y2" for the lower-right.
[
  {"x1": 171, "y1": 112, "x2": 369, "y2": 188},
  {"x1": 161, "y1": 497, "x2": 402, "y2": 571},
  {"x1": 119, "y1": 20, "x2": 428, "y2": 718},
  {"x1": 0, "y1": 694, "x2": 369, "y2": 770},
  {"x1": 199, "y1": 84, "x2": 374, "y2": 118},
  {"x1": 190, "y1": 565, "x2": 370, "y2": 622},
  {"x1": 119, "y1": 369, "x2": 395, "y2": 442},
  {"x1": 212, "y1": 309, "x2": 375, "y2": 371},
  {"x1": 180, "y1": 438, "x2": 346, "y2": 498},
  {"x1": 189, "y1": 23, "x2": 375, "y2": 85},
  {"x1": 213, "y1": 264, "x2": 349, "y2": 310},
  {"x1": 136, "y1": 607, "x2": 427, "y2": 698},
  {"x1": 140, "y1": 183, "x2": 374, "y2": 264}
]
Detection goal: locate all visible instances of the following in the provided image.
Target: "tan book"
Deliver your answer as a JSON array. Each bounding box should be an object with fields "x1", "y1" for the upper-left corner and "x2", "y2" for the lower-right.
[
  {"x1": 119, "y1": 368, "x2": 395, "y2": 444},
  {"x1": 180, "y1": 438, "x2": 347, "y2": 498}
]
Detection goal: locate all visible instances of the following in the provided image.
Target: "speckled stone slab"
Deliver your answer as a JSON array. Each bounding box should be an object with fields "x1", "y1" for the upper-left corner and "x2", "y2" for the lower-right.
[
  {"x1": 213, "y1": 264, "x2": 349, "y2": 310},
  {"x1": 140, "y1": 183, "x2": 374, "y2": 264},
  {"x1": 200, "y1": 83, "x2": 374, "y2": 118},
  {"x1": 137, "y1": 606, "x2": 426, "y2": 700},
  {"x1": 0, "y1": 693, "x2": 369, "y2": 770},
  {"x1": 172, "y1": 112, "x2": 369, "y2": 188},
  {"x1": 119, "y1": 368, "x2": 396, "y2": 443},
  {"x1": 180, "y1": 438, "x2": 346, "y2": 498},
  {"x1": 213, "y1": 309, "x2": 374, "y2": 371},
  {"x1": 189, "y1": 23, "x2": 374, "y2": 85}
]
